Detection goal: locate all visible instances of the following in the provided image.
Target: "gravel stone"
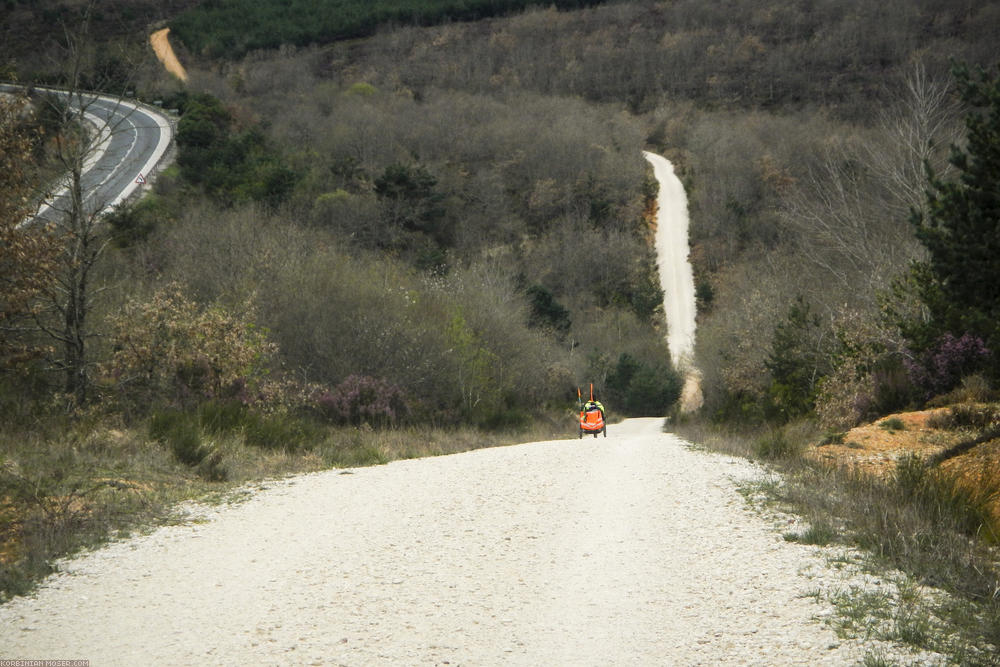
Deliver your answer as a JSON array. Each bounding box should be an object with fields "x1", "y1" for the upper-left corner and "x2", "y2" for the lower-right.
[{"x1": 1, "y1": 419, "x2": 916, "y2": 664}]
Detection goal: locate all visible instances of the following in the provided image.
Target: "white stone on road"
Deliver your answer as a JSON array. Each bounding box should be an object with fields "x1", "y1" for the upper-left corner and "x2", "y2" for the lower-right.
[{"x1": 1, "y1": 419, "x2": 869, "y2": 665}]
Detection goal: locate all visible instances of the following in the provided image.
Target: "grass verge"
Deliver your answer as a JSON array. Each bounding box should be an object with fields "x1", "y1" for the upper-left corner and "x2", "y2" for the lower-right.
[{"x1": 672, "y1": 417, "x2": 1000, "y2": 665}]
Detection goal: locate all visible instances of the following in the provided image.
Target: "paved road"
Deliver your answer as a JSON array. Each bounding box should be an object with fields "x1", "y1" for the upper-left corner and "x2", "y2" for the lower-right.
[
  {"x1": 1, "y1": 84, "x2": 172, "y2": 224},
  {"x1": 0, "y1": 419, "x2": 875, "y2": 665}
]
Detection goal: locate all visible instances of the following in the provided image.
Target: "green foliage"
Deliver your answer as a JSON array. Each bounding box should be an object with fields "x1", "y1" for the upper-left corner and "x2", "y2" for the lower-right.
[
  {"x1": 605, "y1": 353, "x2": 682, "y2": 416},
  {"x1": 894, "y1": 453, "x2": 927, "y2": 499},
  {"x1": 445, "y1": 312, "x2": 501, "y2": 420},
  {"x1": 106, "y1": 196, "x2": 175, "y2": 247},
  {"x1": 765, "y1": 296, "x2": 830, "y2": 421},
  {"x1": 753, "y1": 429, "x2": 799, "y2": 460},
  {"x1": 819, "y1": 431, "x2": 846, "y2": 446},
  {"x1": 243, "y1": 412, "x2": 323, "y2": 452},
  {"x1": 170, "y1": 0, "x2": 610, "y2": 59},
  {"x1": 175, "y1": 93, "x2": 297, "y2": 208},
  {"x1": 149, "y1": 410, "x2": 213, "y2": 469},
  {"x1": 374, "y1": 162, "x2": 450, "y2": 262},
  {"x1": 198, "y1": 400, "x2": 252, "y2": 434},
  {"x1": 525, "y1": 284, "x2": 571, "y2": 337},
  {"x1": 926, "y1": 403, "x2": 1000, "y2": 431},
  {"x1": 880, "y1": 417, "x2": 905, "y2": 432},
  {"x1": 786, "y1": 520, "x2": 837, "y2": 546},
  {"x1": 909, "y1": 64, "x2": 1000, "y2": 381}
]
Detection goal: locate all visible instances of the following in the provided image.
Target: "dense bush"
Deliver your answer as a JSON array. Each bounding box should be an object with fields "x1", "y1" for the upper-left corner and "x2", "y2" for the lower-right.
[
  {"x1": 148, "y1": 409, "x2": 226, "y2": 480},
  {"x1": 242, "y1": 412, "x2": 323, "y2": 451},
  {"x1": 174, "y1": 93, "x2": 296, "y2": 208},
  {"x1": 906, "y1": 333, "x2": 991, "y2": 401},
  {"x1": 170, "y1": 0, "x2": 610, "y2": 59},
  {"x1": 604, "y1": 353, "x2": 682, "y2": 417},
  {"x1": 926, "y1": 404, "x2": 1000, "y2": 432},
  {"x1": 525, "y1": 284, "x2": 571, "y2": 337},
  {"x1": 765, "y1": 296, "x2": 832, "y2": 422},
  {"x1": 753, "y1": 429, "x2": 798, "y2": 460},
  {"x1": 102, "y1": 285, "x2": 278, "y2": 415},
  {"x1": 315, "y1": 375, "x2": 409, "y2": 426}
]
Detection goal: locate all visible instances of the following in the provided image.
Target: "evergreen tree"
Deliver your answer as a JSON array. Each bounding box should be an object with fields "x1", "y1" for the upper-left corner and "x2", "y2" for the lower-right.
[
  {"x1": 765, "y1": 296, "x2": 830, "y2": 420},
  {"x1": 910, "y1": 64, "x2": 1000, "y2": 379}
]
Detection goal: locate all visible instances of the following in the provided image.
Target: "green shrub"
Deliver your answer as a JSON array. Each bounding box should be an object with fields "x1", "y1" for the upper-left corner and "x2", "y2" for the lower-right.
[
  {"x1": 606, "y1": 353, "x2": 682, "y2": 416},
  {"x1": 197, "y1": 449, "x2": 228, "y2": 482},
  {"x1": 819, "y1": 430, "x2": 846, "y2": 446},
  {"x1": 799, "y1": 520, "x2": 837, "y2": 545},
  {"x1": 149, "y1": 410, "x2": 209, "y2": 467},
  {"x1": 106, "y1": 196, "x2": 172, "y2": 247},
  {"x1": 862, "y1": 649, "x2": 899, "y2": 667},
  {"x1": 894, "y1": 453, "x2": 926, "y2": 499},
  {"x1": 526, "y1": 284, "x2": 571, "y2": 337},
  {"x1": 754, "y1": 430, "x2": 799, "y2": 460},
  {"x1": 198, "y1": 400, "x2": 250, "y2": 434},
  {"x1": 175, "y1": 93, "x2": 297, "y2": 207},
  {"x1": 922, "y1": 472, "x2": 1000, "y2": 542},
  {"x1": 879, "y1": 417, "x2": 905, "y2": 432},
  {"x1": 927, "y1": 403, "x2": 1000, "y2": 431},
  {"x1": 243, "y1": 412, "x2": 322, "y2": 451},
  {"x1": 478, "y1": 406, "x2": 531, "y2": 431},
  {"x1": 323, "y1": 443, "x2": 388, "y2": 468}
]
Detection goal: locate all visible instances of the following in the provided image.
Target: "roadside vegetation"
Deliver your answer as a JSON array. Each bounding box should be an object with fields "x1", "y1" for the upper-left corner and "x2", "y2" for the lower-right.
[
  {"x1": 674, "y1": 59, "x2": 1000, "y2": 662},
  {"x1": 677, "y1": 403, "x2": 1000, "y2": 664},
  {"x1": 168, "y1": 0, "x2": 611, "y2": 59},
  {"x1": 2, "y1": 1, "x2": 999, "y2": 645}
]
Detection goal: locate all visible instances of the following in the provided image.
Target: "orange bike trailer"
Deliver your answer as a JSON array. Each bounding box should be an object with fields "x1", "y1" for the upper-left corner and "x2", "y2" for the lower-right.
[{"x1": 577, "y1": 384, "x2": 607, "y2": 439}]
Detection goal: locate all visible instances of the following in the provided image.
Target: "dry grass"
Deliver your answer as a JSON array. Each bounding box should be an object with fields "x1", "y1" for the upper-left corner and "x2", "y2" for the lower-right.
[{"x1": 804, "y1": 406, "x2": 1000, "y2": 535}]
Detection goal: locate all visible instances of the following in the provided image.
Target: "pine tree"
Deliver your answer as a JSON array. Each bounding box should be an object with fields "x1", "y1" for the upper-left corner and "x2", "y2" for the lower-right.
[{"x1": 910, "y1": 64, "x2": 1000, "y2": 378}]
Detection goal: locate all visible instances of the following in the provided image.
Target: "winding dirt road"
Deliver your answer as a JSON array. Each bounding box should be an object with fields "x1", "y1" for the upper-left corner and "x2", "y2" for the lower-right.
[
  {"x1": 1, "y1": 420, "x2": 871, "y2": 665},
  {"x1": 150, "y1": 28, "x2": 189, "y2": 82},
  {"x1": 645, "y1": 151, "x2": 703, "y2": 412}
]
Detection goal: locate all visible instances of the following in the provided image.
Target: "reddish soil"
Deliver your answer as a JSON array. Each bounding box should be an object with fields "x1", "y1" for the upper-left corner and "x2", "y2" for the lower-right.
[{"x1": 806, "y1": 406, "x2": 1000, "y2": 525}]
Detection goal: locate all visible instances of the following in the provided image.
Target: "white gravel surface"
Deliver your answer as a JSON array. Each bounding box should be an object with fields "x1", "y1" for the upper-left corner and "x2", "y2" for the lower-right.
[{"x1": 1, "y1": 418, "x2": 878, "y2": 665}]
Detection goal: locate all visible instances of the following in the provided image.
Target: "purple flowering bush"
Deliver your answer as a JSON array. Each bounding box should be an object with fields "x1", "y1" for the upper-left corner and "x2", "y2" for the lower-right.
[
  {"x1": 906, "y1": 333, "x2": 991, "y2": 400},
  {"x1": 315, "y1": 375, "x2": 409, "y2": 426}
]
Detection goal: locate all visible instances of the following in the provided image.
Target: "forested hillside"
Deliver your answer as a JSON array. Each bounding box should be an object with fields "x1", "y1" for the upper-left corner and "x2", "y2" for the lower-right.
[
  {"x1": 3, "y1": 0, "x2": 998, "y2": 450},
  {"x1": 169, "y1": 0, "x2": 610, "y2": 58},
  {"x1": 161, "y1": 0, "x2": 1000, "y2": 427},
  {"x1": 3, "y1": 0, "x2": 999, "y2": 437}
]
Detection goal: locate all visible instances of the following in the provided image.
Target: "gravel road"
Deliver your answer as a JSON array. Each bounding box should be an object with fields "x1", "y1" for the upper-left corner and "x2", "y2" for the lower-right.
[{"x1": 1, "y1": 419, "x2": 872, "y2": 665}]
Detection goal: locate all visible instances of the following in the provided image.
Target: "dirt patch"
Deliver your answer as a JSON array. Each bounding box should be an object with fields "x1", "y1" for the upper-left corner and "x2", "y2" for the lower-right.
[
  {"x1": 806, "y1": 406, "x2": 1000, "y2": 525},
  {"x1": 150, "y1": 28, "x2": 188, "y2": 82},
  {"x1": 807, "y1": 409, "x2": 957, "y2": 478}
]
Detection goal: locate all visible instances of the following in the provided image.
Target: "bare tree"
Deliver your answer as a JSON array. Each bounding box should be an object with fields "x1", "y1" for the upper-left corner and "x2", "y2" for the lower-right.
[
  {"x1": 781, "y1": 64, "x2": 960, "y2": 302},
  {"x1": 29, "y1": 4, "x2": 141, "y2": 404},
  {"x1": 865, "y1": 62, "x2": 961, "y2": 217}
]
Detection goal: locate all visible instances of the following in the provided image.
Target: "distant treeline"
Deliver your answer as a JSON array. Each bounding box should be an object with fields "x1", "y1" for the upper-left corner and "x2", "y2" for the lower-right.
[{"x1": 170, "y1": 0, "x2": 611, "y2": 58}]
